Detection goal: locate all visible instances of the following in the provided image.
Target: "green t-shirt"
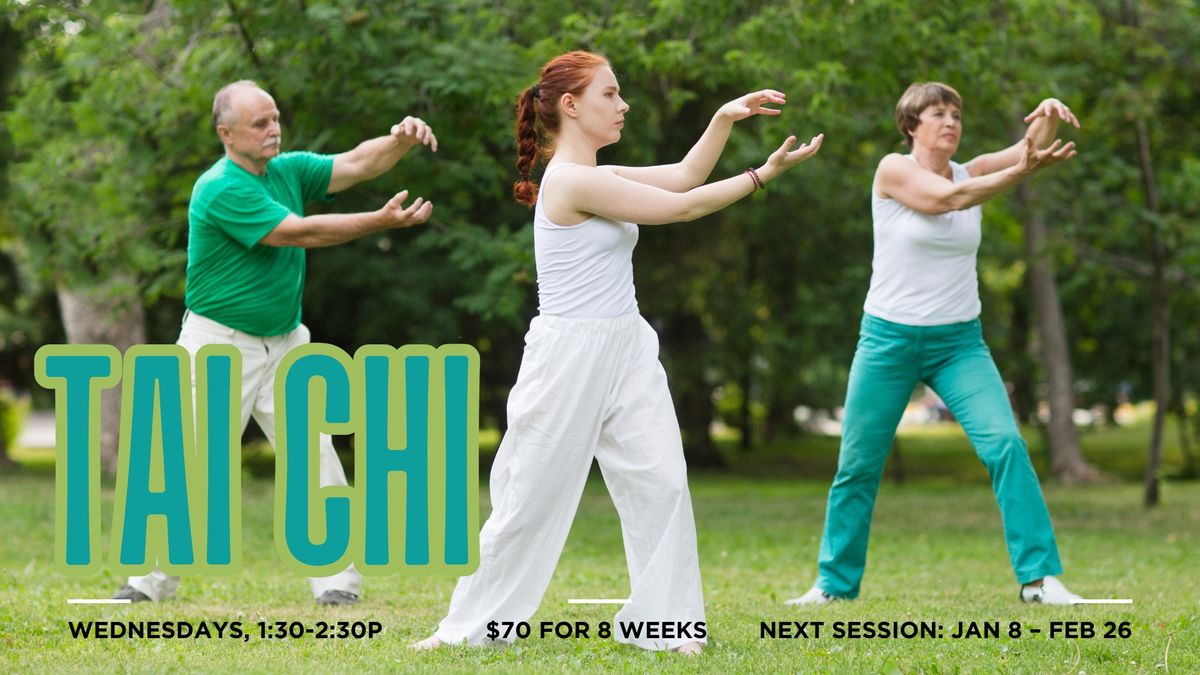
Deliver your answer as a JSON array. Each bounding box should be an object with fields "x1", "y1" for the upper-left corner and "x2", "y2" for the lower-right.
[{"x1": 184, "y1": 152, "x2": 334, "y2": 336}]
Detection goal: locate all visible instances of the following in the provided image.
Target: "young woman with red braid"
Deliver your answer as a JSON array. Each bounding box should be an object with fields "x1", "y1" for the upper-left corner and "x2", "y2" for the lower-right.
[{"x1": 412, "y1": 50, "x2": 822, "y2": 655}]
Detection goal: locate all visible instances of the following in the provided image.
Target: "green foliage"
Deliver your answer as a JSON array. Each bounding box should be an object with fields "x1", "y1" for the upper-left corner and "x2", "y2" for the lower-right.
[
  {"x1": 0, "y1": 386, "x2": 28, "y2": 447},
  {"x1": 1, "y1": 0, "x2": 1198, "y2": 462}
]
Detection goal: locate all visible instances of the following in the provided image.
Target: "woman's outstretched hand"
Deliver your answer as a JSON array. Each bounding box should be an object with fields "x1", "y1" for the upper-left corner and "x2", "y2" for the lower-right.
[
  {"x1": 1012, "y1": 136, "x2": 1077, "y2": 178},
  {"x1": 1023, "y1": 98, "x2": 1081, "y2": 128},
  {"x1": 759, "y1": 133, "x2": 825, "y2": 182},
  {"x1": 719, "y1": 89, "x2": 787, "y2": 122}
]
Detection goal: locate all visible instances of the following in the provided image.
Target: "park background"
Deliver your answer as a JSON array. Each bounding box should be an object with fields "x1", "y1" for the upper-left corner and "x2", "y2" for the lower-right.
[{"x1": 0, "y1": 0, "x2": 1196, "y2": 672}]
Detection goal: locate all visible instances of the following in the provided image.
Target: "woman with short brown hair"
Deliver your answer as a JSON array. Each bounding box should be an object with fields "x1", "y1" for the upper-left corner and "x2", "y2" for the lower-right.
[{"x1": 789, "y1": 82, "x2": 1083, "y2": 606}]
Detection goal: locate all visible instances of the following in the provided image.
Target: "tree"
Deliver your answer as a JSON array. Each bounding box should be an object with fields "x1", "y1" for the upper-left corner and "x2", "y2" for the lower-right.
[
  {"x1": 3, "y1": 0, "x2": 1196, "y2": 491},
  {"x1": 5, "y1": 1, "x2": 209, "y2": 472},
  {"x1": 1059, "y1": 0, "x2": 1200, "y2": 505}
]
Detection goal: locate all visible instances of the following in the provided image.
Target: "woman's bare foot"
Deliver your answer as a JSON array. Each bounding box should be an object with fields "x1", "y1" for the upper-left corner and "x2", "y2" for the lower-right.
[
  {"x1": 672, "y1": 641, "x2": 703, "y2": 655},
  {"x1": 409, "y1": 635, "x2": 444, "y2": 650}
]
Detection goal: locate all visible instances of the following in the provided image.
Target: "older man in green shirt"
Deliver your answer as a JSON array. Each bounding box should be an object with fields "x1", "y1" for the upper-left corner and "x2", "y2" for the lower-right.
[{"x1": 114, "y1": 79, "x2": 436, "y2": 606}]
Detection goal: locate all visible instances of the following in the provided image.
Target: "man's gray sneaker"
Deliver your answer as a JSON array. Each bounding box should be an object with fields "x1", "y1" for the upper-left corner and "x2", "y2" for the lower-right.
[
  {"x1": 315, "y1": 590, "x2": 358, "y2": 606},
  {"x1": 112, "y1": 585, "x2": 151, "y2": 602}
]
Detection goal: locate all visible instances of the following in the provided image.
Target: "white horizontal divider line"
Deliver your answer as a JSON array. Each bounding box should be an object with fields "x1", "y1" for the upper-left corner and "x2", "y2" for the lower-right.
[
  {"x1": 567, "y1": 598, "x2": 630, "y2": 605},
  {"x1": 1070, "y1": 599, "x2": 1133, "y2": 604},
  {"x1": 68, "y1": 599, "x2": 132, "y2": 604}
]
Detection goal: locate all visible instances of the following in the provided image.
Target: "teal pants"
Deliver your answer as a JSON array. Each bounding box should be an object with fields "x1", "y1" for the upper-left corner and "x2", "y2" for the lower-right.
[{"x1": 816, "y1": 314, "x2": 1063, "y2": 598}]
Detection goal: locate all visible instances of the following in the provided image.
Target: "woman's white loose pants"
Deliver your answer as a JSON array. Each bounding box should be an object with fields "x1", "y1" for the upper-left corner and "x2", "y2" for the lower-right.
[{"x1": 435, "y1": 313, "x2": 706, "y2": 651}]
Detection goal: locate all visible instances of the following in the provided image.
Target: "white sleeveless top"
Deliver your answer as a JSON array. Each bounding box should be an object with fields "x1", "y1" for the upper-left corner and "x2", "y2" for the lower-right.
[
  {"x1": 863, "y1": 156, "x2": 982, "y2": 325},
  {"x1": 534, "y1": 164, "x2": 639, "y2": 318}
]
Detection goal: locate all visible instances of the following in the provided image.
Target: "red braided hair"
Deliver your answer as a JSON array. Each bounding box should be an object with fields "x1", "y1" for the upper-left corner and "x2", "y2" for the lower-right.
[{"x1": 514, "y1": 50, "x2": 610, "y2": 207}]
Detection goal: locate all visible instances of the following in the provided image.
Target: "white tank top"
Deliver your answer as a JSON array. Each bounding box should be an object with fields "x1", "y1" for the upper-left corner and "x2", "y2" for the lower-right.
[
  {"x1": 533, "y1": 163, "x2": 639, "y2": 318},
  {"x1": 863, "y1": 156, "x2": 982, "y2": 325}
]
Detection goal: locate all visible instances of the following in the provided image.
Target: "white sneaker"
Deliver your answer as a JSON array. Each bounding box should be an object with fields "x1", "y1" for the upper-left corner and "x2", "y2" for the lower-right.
[
  {"x1": 785, "y1": 586, "x2": 836, "y2": 606},
  {"x1": 1020, "y1": 576, "x2": 1081, "y2": 605}
]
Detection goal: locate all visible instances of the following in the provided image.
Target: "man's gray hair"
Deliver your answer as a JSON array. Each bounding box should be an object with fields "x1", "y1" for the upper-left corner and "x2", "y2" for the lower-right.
[{"x1": 212, "y1": 80, "x2": 263, "y2": 129}]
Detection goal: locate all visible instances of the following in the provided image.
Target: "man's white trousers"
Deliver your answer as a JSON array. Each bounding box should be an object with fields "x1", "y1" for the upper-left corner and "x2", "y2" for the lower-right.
[
  {"x1": 435, "y1": 313, "x2": 706, "y2": 651},
  {"x1": 126, "y1": 311, "x2": 361, "y2": 601}
]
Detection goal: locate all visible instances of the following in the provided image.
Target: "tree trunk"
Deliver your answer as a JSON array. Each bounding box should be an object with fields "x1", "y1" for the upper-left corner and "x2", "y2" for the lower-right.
[
  {"x1": 1146, "y1": 279, "x2": 1168, "y2": 507},
  {"x1": 761, "y1": 389, "x2": 798, "y2": 440},
  {"x1": 57, "y1": 277, "x2": 146, "y2": 477},
  {"x1": 1134, "y1": 114, "x2": 1167, "y2": 508},
  {"x1": 1017, "y1": 182, "x2": 1101, "y2": 484}
]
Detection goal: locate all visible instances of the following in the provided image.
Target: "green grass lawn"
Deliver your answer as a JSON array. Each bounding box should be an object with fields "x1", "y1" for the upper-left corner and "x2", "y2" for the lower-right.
[{"x1": 1, "y1": 423, "x2": 1197, "y2": 673}]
